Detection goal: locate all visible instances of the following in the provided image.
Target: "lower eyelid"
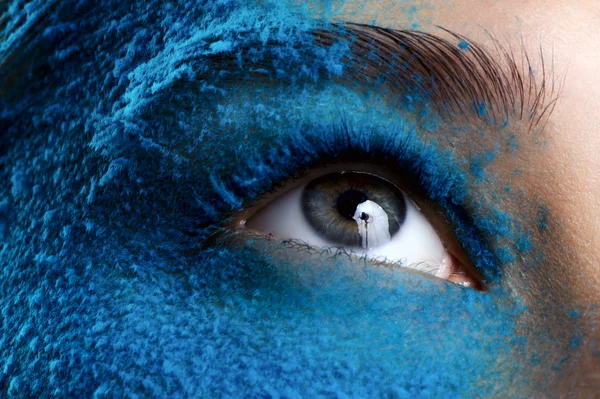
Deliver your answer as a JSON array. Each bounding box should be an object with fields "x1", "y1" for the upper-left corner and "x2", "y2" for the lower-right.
[
  {"x1": 226, "y1": 228, "x2": 483, "y2": 290},
  {"x1": 235, "y1": 180, "x2": 484, "y2": 289},
  {"x1": 220, "y1": 218, "x2": 485, "y2": 292}
]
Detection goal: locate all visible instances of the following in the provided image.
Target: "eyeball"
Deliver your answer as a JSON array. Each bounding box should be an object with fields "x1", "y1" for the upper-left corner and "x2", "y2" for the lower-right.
[{"x1": 245, "y1": 171, "x2": 456, "y2": 277}]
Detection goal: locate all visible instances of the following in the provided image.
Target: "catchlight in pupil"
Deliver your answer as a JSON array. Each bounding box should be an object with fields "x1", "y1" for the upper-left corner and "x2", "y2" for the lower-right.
[
  {"x1": 302, "y1": 172, "x2": 406, "y2": 248},
  {"x1": 336, "y1": 190, "x2": 368, "y2": 220}
]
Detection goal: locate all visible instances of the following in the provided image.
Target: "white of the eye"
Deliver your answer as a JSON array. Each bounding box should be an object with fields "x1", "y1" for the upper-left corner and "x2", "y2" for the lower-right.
[{"x1": 245, "y1": 184, "x2": 448, "y2": 275}]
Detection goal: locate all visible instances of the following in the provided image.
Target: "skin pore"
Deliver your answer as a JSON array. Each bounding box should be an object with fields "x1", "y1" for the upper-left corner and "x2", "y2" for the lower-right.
[{"x1": 0, "y1": 0, "x2": 598, "y2": 397}]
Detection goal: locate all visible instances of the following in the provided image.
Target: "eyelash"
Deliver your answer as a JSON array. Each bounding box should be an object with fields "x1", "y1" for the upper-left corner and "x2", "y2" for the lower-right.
[{"x1": 199, "y1": 116, "x2": 498, "y2": 280}]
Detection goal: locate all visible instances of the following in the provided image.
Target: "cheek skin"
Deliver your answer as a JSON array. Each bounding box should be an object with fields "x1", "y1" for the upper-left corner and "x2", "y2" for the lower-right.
[{"x1": 202, "y1": 231, "x2": 529, "y2": 396}]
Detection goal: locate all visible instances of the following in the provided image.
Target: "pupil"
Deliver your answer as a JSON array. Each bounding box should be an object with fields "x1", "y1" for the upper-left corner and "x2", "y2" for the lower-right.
[{"x1": 336, "y1": 189, "x2": 368, "y2": 220}]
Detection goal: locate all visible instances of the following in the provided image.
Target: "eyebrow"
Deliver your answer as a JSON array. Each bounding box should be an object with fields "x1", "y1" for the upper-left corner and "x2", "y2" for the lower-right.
[
  {"x1": 1, "y1": 12, "x2": 558, "y2": 132},
  {"x1": 311, "y1": 23, "x2": 559, "y2": 130}
]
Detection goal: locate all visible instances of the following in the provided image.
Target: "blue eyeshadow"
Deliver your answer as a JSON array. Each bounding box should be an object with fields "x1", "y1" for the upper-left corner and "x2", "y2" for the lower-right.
[{"x1": 0, "y1": 0, "x2": 563, "y2": 396}]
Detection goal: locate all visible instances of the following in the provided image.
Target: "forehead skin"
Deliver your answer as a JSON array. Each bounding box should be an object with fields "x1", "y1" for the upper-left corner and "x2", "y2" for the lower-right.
[{"x1": 310, "y1": 0, "x2": 600, "y2": 391}]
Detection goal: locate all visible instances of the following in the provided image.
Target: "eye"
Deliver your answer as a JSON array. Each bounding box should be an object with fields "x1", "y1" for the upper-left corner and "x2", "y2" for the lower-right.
[{"x1": 234, "y1": 164, "x2": 484, "y2": 290}]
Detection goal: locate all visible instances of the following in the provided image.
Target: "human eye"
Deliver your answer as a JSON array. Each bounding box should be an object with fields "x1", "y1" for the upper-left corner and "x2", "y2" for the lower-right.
[
  {"x1": 232, "y1": 163, "x2": 483, "y2": 289},
  {"x1": 205, "y1": 21, "x2": 554, "y2": 295}
]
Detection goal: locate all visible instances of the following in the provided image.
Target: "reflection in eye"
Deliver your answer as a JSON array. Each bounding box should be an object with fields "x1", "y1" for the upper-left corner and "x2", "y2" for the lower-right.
[
  {"x1": 302, "y1": 172, "x2": 406, "y2": 249},
  {"x1": 242, "y1": 169, "x2": 482, "y2": 288}
]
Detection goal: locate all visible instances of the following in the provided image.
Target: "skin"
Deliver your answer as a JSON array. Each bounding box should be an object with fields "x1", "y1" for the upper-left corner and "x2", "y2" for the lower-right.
[
  {"x1": 1, "y1": 0, "x2": 598, "y2": 397},
  {"x1": 307, "y1": 0, "x2": 600, "y2": 393}
]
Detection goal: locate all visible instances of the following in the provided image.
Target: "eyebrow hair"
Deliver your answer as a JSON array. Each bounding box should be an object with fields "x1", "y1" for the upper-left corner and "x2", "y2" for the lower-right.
[
  {"x1": 313, "y1": 23, "x2": 560, "y2": 130},
  {"x1": 0, "y1": 10, "x2": 559, "y2": 132}
]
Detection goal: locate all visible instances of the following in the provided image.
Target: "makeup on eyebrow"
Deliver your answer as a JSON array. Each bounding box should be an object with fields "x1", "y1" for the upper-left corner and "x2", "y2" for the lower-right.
[
  {"x1": 311, "y1": 23, "x2": 558, "y2": 128},
  {"x1": 199, "y1": 21, "x2": 556, "y2": 129}
]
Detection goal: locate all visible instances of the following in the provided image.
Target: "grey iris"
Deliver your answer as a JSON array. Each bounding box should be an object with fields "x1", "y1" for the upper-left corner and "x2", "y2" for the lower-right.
[{"x1": 301, "y1": 172, "x2": 407, "y2": 247}]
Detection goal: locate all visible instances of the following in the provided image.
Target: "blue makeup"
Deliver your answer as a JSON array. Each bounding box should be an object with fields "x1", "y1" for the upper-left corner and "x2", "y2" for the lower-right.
[{"x1": 0, "y1": 0, "x2": 580, "y2": 397}]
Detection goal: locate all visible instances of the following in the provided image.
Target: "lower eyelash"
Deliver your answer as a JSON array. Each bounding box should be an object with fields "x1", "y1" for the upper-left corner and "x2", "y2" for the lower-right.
[{"x1": 274, "y1": 237, "x2": 446, "y2": 277}]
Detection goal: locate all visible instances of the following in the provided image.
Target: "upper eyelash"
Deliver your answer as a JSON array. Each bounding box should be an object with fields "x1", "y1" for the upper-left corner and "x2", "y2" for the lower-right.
[{"x1": 210, "y1": 116, "x2": 500, "y2": 280}]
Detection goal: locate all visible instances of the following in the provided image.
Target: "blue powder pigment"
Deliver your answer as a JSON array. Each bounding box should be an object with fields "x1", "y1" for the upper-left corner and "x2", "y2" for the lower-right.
[
  {"x1": 458, "y1": 40, "x2": 470, "y2": 50},
  {"x1": 0, "y1": 0, "x2": 560, "y2": 397}
]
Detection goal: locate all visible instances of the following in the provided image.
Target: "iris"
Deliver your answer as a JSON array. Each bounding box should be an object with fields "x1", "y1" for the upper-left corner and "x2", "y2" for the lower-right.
[{"x1": 301, "y1": 172, "x2": 407, "y2": 248}]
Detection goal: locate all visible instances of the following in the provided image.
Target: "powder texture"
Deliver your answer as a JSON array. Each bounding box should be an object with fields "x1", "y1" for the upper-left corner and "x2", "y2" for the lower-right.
[{"x1": 0, "y1": 1, "x2": 533, "y2": 397}]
